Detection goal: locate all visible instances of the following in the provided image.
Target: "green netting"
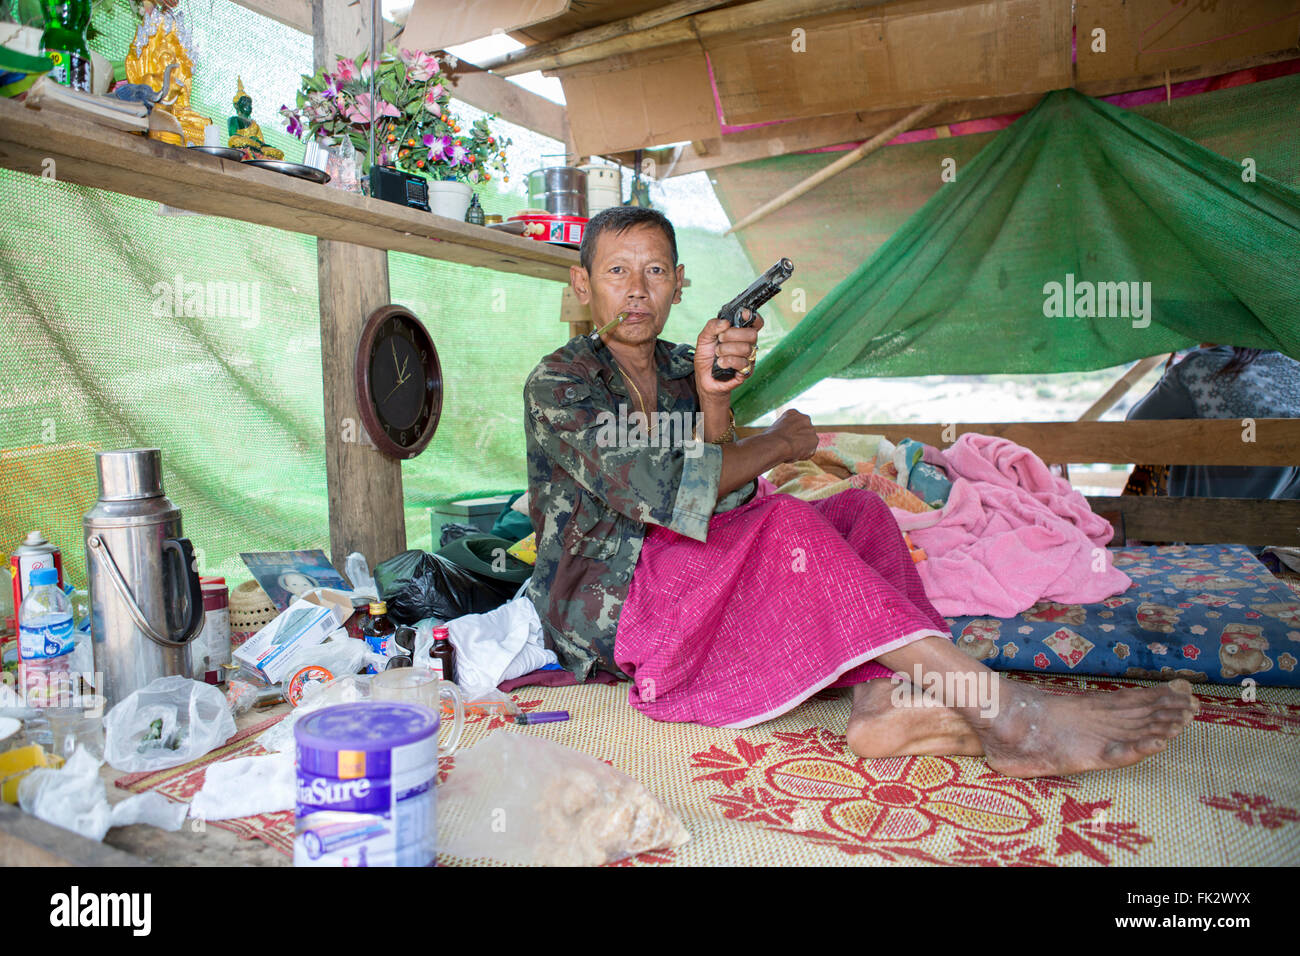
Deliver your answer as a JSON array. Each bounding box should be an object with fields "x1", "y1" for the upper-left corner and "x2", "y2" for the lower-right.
[
  {"x1": 0, "y1": 0, "x2": 762, "y2": 590},
  {"x1": 730, "y1": 81, "x2": 1300, "y2": 422}
]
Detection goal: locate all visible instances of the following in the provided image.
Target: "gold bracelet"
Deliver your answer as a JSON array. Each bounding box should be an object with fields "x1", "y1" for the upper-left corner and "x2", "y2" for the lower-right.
[{"x1": 696, "y1": 407, "x2": 736, "y2": 444}]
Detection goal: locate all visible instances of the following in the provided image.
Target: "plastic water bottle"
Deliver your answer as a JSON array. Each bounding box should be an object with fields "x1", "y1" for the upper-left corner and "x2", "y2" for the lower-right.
[{"x1": 18, "y1": 567, "x2": 76, "y2": 707}]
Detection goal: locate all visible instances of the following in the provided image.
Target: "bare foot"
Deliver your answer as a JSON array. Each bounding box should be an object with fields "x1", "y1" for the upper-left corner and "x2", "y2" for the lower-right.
[
  {"x1": 973, "y1": 678, "x2": 1201, "y2": 778},
  {"x1": 846, "y1": 680, "x2": 984, "y2": 759}
]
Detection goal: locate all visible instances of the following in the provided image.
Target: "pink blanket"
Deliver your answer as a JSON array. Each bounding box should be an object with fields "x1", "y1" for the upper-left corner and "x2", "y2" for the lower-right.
[{"x1": 890, "y1": 434, "x2": 1130, "y2": 617}]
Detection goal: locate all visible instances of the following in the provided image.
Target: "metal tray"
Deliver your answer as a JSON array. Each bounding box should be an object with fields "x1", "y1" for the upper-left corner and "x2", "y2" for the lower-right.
[
  {"x1": 188, "y1": 145, "x2": 244, "y2": 161},
  {"x1": 242, "y1": 158, "x2": 331, "y2": 185}
]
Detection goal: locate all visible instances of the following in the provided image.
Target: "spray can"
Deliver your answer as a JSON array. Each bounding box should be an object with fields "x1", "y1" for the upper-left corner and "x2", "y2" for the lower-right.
[{"x1": 10, "y1": 531, "x2": 64, "y2": 634}]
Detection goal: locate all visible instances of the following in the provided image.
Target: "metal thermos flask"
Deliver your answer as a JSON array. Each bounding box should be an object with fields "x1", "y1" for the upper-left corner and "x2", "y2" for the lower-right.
[{"x1": 83, "y1": 449, "x2": 205, "y2": 707}]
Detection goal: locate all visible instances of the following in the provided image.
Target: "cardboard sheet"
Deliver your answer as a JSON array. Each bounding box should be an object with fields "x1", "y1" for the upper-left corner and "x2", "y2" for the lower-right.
[
  {"x1": 558, "y1": 40, "x2": 721, "y2": 155},
  {"x1": 706, "y1": 0, "x2": 1072, "y2": 126},
  {"x1": 1075, "y1": 0, "x2": 1300, "y2": 83}
]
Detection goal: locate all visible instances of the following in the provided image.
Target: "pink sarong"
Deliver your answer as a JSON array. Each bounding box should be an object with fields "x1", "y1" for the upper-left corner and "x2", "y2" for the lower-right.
[{"x1": 614, "y1": 487, "x2": 950, "y2": 728}]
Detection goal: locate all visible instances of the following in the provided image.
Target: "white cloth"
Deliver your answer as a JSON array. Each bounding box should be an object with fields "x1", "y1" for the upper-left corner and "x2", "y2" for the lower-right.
[
  {"x1": 188, "y1": 751, "x2": 295, "y2": 821},
  {"x1": 438, "y1": 595, "x2": 556, "y2": 695}
]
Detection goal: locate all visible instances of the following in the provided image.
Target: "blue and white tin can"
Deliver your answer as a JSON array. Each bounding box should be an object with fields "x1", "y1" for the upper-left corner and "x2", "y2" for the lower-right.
[{"x1": 294, "y1": 702, "x2": 439, "y2": 867}]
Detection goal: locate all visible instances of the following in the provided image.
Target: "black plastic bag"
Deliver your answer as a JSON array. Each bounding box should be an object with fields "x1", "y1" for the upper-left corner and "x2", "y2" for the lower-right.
[
  {"x1": 439, "y1": 522, "x2": 481, "y2": 548},
  {"x1": 374, "y1": 549, "x2": 517, "y2": 625}
]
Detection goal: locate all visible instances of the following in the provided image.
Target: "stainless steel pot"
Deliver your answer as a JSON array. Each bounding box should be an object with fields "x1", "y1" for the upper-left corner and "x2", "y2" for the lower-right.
[
  {"x1": 527, "y1": 166, "x2": 588, "y2": 217},
  {"x1": 83, "y1": 449, "x2": 204, "y2": 706}
]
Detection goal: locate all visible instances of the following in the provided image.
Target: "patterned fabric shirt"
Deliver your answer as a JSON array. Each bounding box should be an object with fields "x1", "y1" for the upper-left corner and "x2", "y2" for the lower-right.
[
  {"x1": 1126, "y1": 347, "x2": 1300, "y2": 499},
  {"x1": 523, "y1": 333, "x2": 757, "y2": 681}
]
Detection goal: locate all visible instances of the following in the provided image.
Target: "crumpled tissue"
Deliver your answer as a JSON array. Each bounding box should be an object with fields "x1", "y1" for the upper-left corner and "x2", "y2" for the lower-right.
[
  {"x1": 18, "y1": 746, "x2": 188, "y2": 842},
  {"x1": 189, "y1": 750, "x2": 295, "y2": 821}
]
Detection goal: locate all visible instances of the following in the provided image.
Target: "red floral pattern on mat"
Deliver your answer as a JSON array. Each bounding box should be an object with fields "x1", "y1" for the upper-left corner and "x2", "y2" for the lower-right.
[
  {"x1": 689, "y1": 737, "x2": 773, "y2": 788},
  {"x1": 1054, "y1": 795, "x2": 1152, "y2": 864},
  {"x1": 1200, "y1": 792, "x2": 1300, "y2": 829}
]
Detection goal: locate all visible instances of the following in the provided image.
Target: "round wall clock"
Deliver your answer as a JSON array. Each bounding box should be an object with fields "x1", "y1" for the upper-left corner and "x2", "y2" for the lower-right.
[{"x1": 354, "y1": 304, "x2": 443, "y2": 459}]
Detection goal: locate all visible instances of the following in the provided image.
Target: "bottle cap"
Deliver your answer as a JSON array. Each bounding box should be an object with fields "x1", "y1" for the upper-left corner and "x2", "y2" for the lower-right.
[
  {"x1": 432, "y1": 625, "x2": 450, "y2": 640},
  {"x1": 369, "y1": 601, "x2": 387, "y2": 614},
  {"x1": 30, "y1": 567, "x2": 58, "y2": 587}
]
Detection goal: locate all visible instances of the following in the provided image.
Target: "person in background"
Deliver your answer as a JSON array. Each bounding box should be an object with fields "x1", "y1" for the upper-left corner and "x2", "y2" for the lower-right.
[{"x1": 1126, "y1": 346, "x2": 1300, "y2": 499}]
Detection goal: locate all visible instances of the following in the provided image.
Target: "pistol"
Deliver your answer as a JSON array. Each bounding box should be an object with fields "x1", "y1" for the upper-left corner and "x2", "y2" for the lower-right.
[{"x1": 710, "y1": 258, "x2": 794, "y2": 382}]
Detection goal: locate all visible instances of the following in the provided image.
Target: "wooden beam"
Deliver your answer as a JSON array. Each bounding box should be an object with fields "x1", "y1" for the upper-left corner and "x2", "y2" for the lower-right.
[
  {"x1": 0, "y1": 803, "x2": 149, "y2": 866},
  {"x1": 735, "y1": 420, "x2": 1300, "y2": 467},
  {"x1": 1078, "y1": 355, "x2": 1170, "y2": 422},
  {"x1": 0, "y1": 100, "x2": 576, "y2": 282},
  {"x1": 1087, "y1": 497, "x2": 1300, "y2": 547},
  {"x1": 445, "y1": 59, "x2": 569, "y2": 144},
  {"x1": 479, "y1": 0, "x2": 734, "y2": 73},
  {"x1": 725, "y1": 100, "x2": 945, "y2": 234},
  {"x1": 497, "y1": 0, "x2": 897, "y2": 77}
]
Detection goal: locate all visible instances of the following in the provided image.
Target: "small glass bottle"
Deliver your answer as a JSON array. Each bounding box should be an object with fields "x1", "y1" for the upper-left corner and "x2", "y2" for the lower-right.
[
  {"x1": 429, "y1": 625, "x2": 456, "y2": 684},
  {"x1": 360, "y1": 601, "x2": 395, "y2": 658},
  {"x1": 464, "y1": 193, "x2": 485, "y2": 225}
]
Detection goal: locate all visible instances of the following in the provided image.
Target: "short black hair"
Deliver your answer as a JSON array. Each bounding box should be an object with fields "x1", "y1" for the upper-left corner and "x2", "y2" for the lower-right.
[{"x1": 579, "y1": 206, "x2": 677, "y2": 274}]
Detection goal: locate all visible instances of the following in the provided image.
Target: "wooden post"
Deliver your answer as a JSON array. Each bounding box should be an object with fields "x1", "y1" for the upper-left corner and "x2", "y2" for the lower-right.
[{"x1": 314, "y1": 0, "x2": 406, "y2": 571}]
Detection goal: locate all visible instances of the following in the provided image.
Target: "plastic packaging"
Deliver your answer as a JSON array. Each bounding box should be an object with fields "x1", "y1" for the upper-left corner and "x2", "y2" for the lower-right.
[
  {"x1": 102, "y1": 675, "x2": 237, "y2": 773},
  {"x1": 18, "y1": 745, "x2": 188, "y2": 841},
  {"x1": 17, "y1": 567, "x2": 75, "y2": 707},
  {"x1": 344, "y1": 552, "x2": 379, "y2": 600},
  {"x1": 280, "y1": 634, "x2": 368, "y2": 706},
  {"x1": 255, "y1": 674, "x2": 372, "y2": 755},
  {"x1": 374, "y1": 550, "x2": 516, "y2": 626},
  {"x1": 438, "y1": 731, "x2": 691, "y2": 866}
]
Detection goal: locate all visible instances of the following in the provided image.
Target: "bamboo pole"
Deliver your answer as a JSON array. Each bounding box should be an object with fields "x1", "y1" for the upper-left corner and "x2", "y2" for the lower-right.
[
  {"x1": 490, "y1": 0, "x2": 898, "y2": 77},
  {"x1": 1077, "y1": 354, "x2": 1171, "y2": 422},
  {"x1": 478, "y1": 0, "x2": 733, "y2": 72},
  {"x1": 724, "y1": 100, "x2": 945, "y2": 235}
]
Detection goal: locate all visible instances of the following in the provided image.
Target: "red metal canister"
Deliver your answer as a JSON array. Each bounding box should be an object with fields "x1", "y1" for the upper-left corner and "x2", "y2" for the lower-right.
[{"x1": 9, "y1": 531, "x2": 64, "y2": 635}]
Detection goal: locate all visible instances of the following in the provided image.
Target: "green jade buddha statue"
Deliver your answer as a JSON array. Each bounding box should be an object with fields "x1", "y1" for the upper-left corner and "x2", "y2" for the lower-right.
[{"x1": 228, "y1": 76, "x2": 283, "y2": 160}]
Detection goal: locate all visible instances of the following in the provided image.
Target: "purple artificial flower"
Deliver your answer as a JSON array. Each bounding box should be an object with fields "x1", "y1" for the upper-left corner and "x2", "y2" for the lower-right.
[{"x1": 280, "y1": 106, "x2": 304, "y2": 138}]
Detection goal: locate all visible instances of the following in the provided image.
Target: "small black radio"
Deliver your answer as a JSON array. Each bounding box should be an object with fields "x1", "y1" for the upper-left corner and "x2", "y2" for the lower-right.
[{"x1": 368, "y1": 165, "x2": 430, "y2": 212}]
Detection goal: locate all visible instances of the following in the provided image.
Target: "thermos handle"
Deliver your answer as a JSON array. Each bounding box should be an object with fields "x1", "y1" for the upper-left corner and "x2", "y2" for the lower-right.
[
  {"x1": 86, "y1": 534, "x2": 204, "y2": 649},
  {"x1": 164, "y1": 537, "x2": 206, "y2": 644}
]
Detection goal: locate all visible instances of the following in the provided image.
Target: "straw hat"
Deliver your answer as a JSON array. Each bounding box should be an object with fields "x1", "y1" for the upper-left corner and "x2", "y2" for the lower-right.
[{"x1": 228, "y1": 578, "x2": 277, "y2": 647}]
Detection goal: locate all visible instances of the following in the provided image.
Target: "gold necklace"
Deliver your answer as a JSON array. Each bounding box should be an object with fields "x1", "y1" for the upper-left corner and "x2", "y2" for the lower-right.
[{"x1": 616, "y1": 360, "x2": 655, "y2": 436}]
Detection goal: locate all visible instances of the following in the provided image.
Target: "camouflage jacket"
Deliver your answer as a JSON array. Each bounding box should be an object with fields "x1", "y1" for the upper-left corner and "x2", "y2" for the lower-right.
[{"x1": 524, "y1": 333, "x2": 756, "y2": 681}]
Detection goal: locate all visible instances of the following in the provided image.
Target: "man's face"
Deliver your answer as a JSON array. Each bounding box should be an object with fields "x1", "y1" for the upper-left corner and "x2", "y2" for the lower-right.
[{"x1": 571, "y1": 223, "x2": 684, "y2": 346}]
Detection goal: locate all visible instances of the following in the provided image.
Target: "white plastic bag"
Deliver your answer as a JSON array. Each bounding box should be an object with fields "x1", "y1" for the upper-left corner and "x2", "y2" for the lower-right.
[
  {"x1": 19, "y1": 745, "x2": 188, "y2": 841},
  {"x1": 345, "y1": 552, "x2": 379, "y2": 600},
  {"x1": 103, "y1": 675, "x2": 236, "y2": 773}
]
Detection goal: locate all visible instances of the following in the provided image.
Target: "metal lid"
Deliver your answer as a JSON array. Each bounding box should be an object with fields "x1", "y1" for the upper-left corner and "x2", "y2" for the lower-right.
[{"x1": 95, "y1": 448, "x2": 164, "y2": 501}]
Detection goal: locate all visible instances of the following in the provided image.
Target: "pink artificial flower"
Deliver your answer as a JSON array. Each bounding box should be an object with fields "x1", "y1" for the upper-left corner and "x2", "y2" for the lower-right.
[
  {"x1": 344, "y1": 93, "x2": 399, "y2": 125},
  {"x1": 334, "y1": 58, "x2": 359, "y2": 83},
  {"x1": 405, "y1": 51, "x2": 440, "y2": 82},
  {"x1": 448, "y1": 142, "x2": 468, "y2": 166}
]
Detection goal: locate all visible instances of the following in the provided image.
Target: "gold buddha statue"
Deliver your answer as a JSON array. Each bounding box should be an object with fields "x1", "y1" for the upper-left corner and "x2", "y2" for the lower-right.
[
  {"x1": 125, "y1": 5, "x2": 213, "y2": 147},
  {"x1": 227, "y1": 76, "x2": 283, "y2": 160}
]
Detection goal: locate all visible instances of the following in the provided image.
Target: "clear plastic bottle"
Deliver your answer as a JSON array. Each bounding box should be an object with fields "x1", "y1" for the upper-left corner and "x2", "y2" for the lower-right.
[{"x1": 18, "y1": 566, "x2": 75, "y2": 708}]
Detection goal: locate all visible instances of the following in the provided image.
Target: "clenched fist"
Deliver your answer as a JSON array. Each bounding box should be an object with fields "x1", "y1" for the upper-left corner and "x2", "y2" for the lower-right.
[{"x1": 766, "y1": 408, "x2": 817, "y2": 463}]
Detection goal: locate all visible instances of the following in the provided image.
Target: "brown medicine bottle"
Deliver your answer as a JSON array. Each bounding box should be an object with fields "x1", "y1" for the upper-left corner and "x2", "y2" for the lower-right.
[{"x1": 429, "y1": 625, "x2": 456, "y2": 684}]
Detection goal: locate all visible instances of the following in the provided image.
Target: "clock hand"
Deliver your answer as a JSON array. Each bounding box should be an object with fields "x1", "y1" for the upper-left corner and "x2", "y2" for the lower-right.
[{"x1": 379, "y1": 373, "x2": 410, "y2": 404}]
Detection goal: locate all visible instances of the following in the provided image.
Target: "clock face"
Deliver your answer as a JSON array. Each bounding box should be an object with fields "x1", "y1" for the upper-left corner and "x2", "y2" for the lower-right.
[{"x1": 356, "y1": 306, "x2": 442, "y2": 459}]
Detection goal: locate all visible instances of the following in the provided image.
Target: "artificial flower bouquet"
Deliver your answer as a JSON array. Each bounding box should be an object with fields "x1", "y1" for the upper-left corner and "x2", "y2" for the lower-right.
[{"x1": 280, "y1": 45, "x2": 510, "y2": 185}]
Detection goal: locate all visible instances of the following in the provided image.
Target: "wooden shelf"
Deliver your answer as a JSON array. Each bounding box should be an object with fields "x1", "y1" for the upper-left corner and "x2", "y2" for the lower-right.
[{"x1": 0, "y1": 97, "x2": 578, "y2": 282}]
